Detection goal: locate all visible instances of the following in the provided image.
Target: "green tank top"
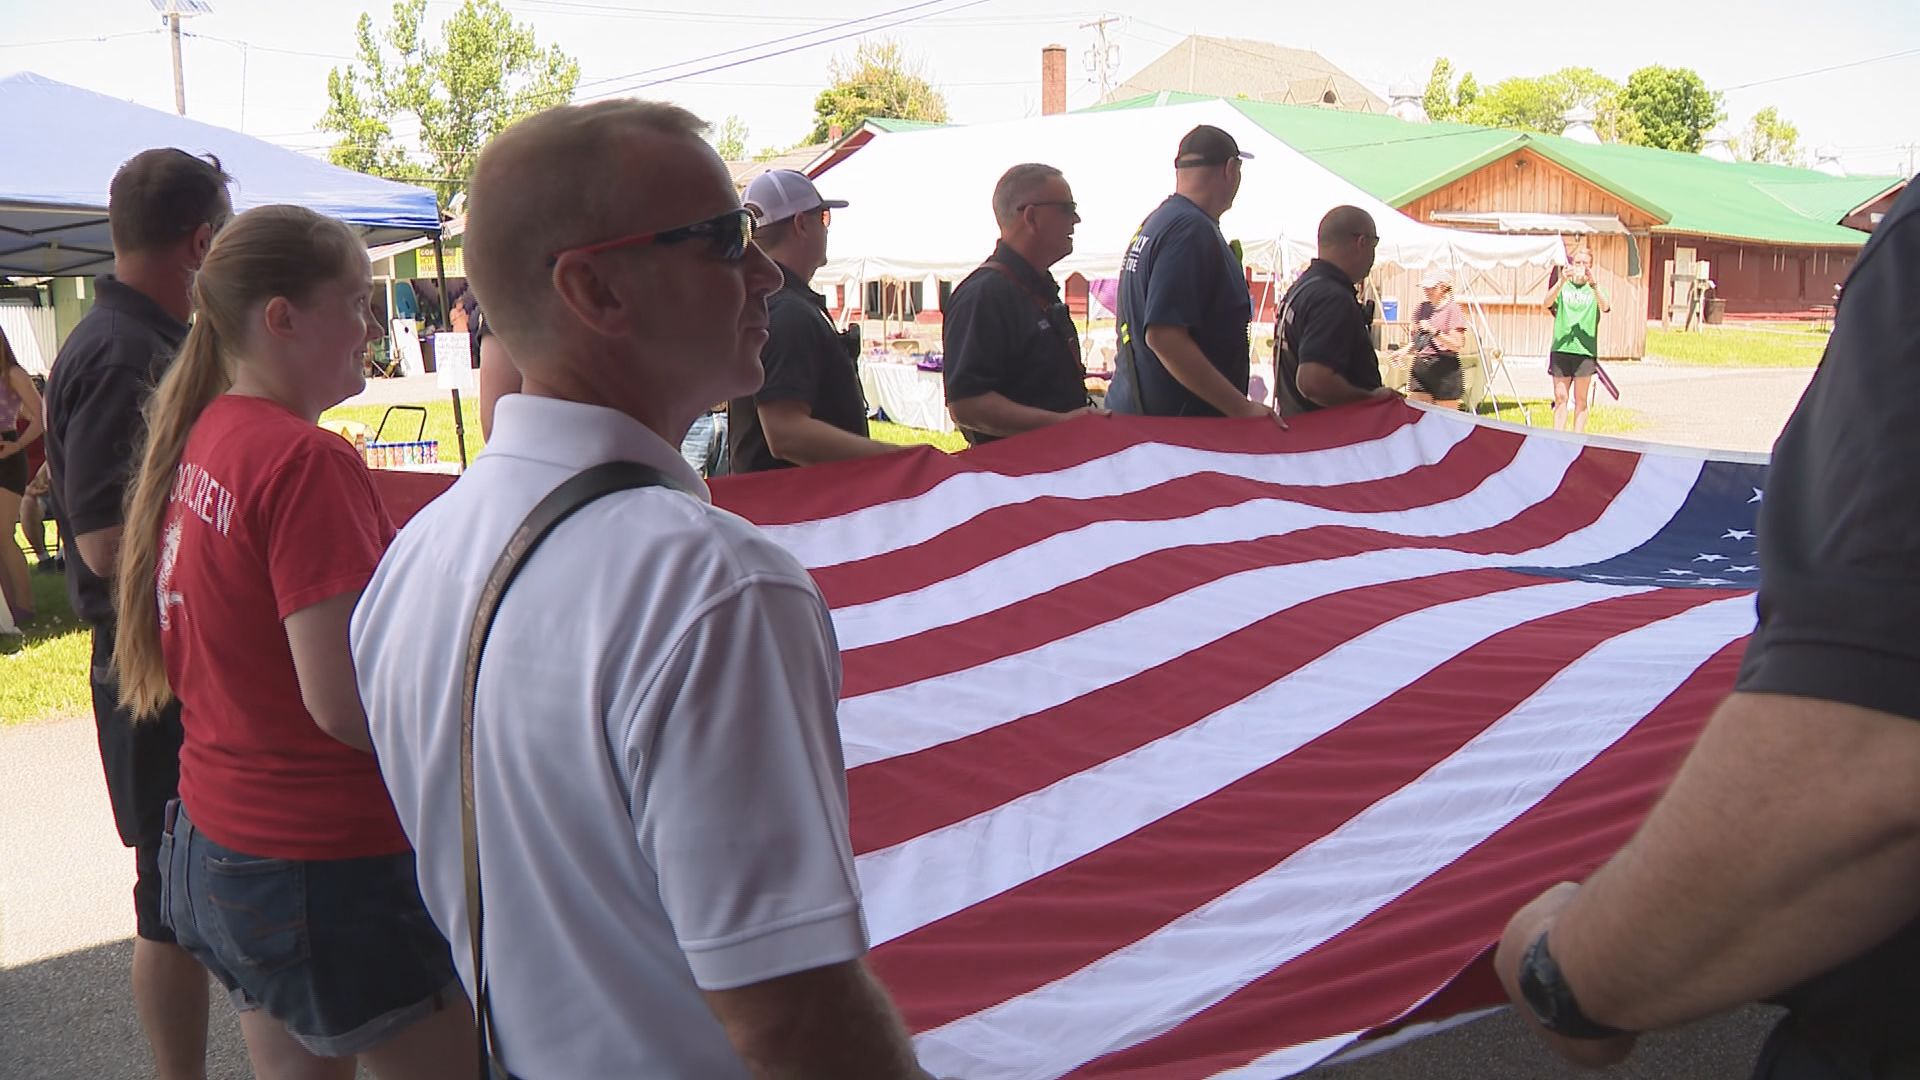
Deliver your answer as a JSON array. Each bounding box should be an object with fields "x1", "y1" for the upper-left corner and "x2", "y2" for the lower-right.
[{"x1": 1552, "y1": 281, "x2": 1601, "y2": 357}]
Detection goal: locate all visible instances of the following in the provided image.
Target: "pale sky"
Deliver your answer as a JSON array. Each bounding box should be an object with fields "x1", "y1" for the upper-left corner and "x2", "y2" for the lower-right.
[{"x1": 2, "y1": 0, "x2": 1916, "y2": 177}]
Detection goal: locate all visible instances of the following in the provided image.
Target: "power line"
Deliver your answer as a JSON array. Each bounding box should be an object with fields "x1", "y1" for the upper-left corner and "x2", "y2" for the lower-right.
[
  {"x1": 574, "y1": 0, "x2": 995, "y2": 102},
  {"x1": 1717, "y1": 46, "x2": 1920, "y2": 91},
  {"x1": 182, "y1": 30, "x2": 353, "y2": 62},
  {"x1": 0, "y1": 29, "x2": 161, "y2": 49}
]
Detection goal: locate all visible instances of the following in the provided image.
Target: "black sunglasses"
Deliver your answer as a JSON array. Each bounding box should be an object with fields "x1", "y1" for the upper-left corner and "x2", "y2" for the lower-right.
[{"x1": 546, "y1": 208, "x2": 756, "y2": 268}]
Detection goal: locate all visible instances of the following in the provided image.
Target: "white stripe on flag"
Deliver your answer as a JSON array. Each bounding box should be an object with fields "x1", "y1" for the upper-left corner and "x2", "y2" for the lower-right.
[
  {"x1": 908, "y1": 595, "x2": 1755, "y2": 1080},
  {"x1": 858, "y1": 581, "x2": 1655, "y2": 943},
  {"x1": 830, "y1": 434, "x2": 1584, "y2": 650},
  {"x1": 839, "y1": 453, "x2": 1704, "y2": 767},
  {"x1": 765, "y1": 413, "x2": 1478, "y2": 569},
  {"x1": 1205, "y1": 1031, "x2": 1368, "y2": 1079}
]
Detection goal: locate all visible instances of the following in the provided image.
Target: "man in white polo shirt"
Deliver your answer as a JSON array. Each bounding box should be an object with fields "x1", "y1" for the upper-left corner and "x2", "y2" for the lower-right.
[{"x1": 351, "y1": 100, "x2": 933, "y2": 1079}]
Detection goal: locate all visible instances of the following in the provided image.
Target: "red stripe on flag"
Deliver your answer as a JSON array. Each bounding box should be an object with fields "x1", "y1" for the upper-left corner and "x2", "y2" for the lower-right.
[
  {"x1": 869, "y1": 588, "x2": 1729, "y2": 1034},
  {"x1": 848, "y1": 568, "x2": 1540, "y2": 854},
  {"x1": 1070, "y1": 637, "x2": 1746, "y2": 1079},
  {"x1": 712, "y1": 405, "x2": 1424, "y2": 526},
  {"x1": 813, "y1": 425, "x2": 1521, "y2": 607},
  {"x1": 839, "y1": 446, "x2": 1638, "y2": 698}
]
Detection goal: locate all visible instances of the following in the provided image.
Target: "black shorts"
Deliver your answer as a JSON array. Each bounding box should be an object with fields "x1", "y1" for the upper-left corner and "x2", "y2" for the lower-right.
[
  {"x1": 0, "y1": 432, "x2": 26, "y2": 495},
  {"x1": 89, "y1": 625, "x2": 184, "y2": 942},
  {"x1": 1408, "y1": 354, "x2": 1463, "y2": 402},
  {"x1": 1549, "y1": 351, "x2": 1598, "y2": 379}
]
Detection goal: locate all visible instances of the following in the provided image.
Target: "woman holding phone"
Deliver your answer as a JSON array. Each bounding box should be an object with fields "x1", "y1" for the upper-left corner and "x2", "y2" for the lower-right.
[{"x1": 1545, "y1": 246, "x2": 1610, "y2": 433}]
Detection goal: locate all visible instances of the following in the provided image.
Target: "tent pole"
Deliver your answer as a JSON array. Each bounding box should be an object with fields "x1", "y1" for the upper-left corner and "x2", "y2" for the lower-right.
[{"x1": 431, "y1": 233, "x2": 469, "y2": 468}]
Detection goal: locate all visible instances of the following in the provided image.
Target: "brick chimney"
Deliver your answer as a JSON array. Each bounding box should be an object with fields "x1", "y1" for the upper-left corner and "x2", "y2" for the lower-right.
[{"x1": 1042, "y1": 44, "x2": 1067, "y2": 116}]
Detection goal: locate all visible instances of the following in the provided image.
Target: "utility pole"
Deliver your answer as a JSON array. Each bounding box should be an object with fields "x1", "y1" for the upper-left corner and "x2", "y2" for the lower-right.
[
  {"x1": 151, "y1": 0, "x2": 213, "y2": 116},
  {"x1": 1081, "y1": 15, "x2": 1121, "y2": 103}
]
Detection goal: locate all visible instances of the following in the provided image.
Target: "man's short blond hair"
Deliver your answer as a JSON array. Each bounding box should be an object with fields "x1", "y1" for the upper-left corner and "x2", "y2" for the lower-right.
[{"x1": 464, "y1": 100, "x2": 709, "y2": 350}]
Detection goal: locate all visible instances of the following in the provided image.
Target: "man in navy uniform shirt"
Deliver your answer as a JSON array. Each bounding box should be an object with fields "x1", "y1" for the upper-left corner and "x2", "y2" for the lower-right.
[{"x1": 1108, "y1": 125, "x2": 1277, "y2": 424}]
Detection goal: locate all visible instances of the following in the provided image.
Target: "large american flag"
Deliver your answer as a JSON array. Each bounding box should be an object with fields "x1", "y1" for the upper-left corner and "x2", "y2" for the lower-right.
[{"x1": 374, "y1": 400, "x2": 1766, "y2": 1079}]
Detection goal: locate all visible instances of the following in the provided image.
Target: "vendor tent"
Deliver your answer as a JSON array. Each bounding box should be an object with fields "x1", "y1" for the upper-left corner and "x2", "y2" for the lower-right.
[
  {"x1": 0, "y1": 72, "x2": 440, "y2": 276},
  {"x1": 815, "y1": 99, "x2": 1563, "y2": 284}
]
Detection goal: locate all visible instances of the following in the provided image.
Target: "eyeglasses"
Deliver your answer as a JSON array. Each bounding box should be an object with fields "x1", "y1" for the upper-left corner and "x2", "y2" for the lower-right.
[
  {"x1": 1355, "y1": 232, "x2": 1381, "y2": 246},
  {"x1": 1021, "y1": 200, "x2": 1079, "y2": 216},
  {"x1": 545, "y1": 208, "x2": 756, "y2": 268}
]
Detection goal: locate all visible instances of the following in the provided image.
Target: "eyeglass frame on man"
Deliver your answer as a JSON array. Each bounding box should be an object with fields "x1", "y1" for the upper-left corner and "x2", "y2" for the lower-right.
[
  {"x1": 1018, "y1": 200, "x2": 1079, "y2": 217},
  {"x1": 544, "y1": 207, "x2": 756, "y2": 268}
]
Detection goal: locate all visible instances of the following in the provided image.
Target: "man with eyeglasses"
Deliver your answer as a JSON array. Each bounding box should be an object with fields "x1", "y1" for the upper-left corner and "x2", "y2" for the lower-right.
[
  {"x1": 1273, "y1": 205, "x2": 1400, "y2": 416},
  {"x1": 353, "y1": 102, "x2": 936, "y2": 1079},
  {"x1": 1108, "y1": 124, "x2": 1275, "y2": 423},
  {"x1": 940, "y1": 163, "x2": 1105, "y2": 445},
  {"x1": 727, "y1": 168, "x2": 899, "y2": 472}
]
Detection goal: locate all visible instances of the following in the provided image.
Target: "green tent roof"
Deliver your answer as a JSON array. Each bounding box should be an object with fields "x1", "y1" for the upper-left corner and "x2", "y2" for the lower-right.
[{"x1": 1090, "y1": 93, "x2": 1901, "y2": 247}]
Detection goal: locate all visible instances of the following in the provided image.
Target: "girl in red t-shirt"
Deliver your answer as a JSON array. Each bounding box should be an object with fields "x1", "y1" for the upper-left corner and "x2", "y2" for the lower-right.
[{"x1": 114, "y1": 205, "x2": 477, "y2": 1079}]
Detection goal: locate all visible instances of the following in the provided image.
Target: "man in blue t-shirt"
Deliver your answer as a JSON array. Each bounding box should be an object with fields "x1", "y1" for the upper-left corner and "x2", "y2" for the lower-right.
[{"x1": 1108, "y1": 125, "x2": 1277, "y2": 424}]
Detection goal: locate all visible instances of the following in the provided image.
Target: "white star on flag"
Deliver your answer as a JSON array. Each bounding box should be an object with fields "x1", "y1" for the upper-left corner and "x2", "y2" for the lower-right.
[
  {"x1": 1695, "y1": 578, "x2": 1734, "y2": 586},
  {"x1": 1723, "y1": 529, "x2": 1755, "y2": 541},
  {"x1": 1730, "y1": 565, "x2": 1758, "y2": 573},
  {"x1": 1662, "y1": 568, "x2": 1697, "y2": 576},
  {"x1": 1749, "y1": 488, "x2": 1764, "y2": 503},
  {"x1": 1694, "y1": 554, "x2": 1730, "y2": 563}
]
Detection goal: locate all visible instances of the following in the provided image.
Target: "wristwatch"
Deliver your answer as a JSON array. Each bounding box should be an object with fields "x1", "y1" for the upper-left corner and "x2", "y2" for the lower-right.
[{"x1": 1516, "y1": 931, "x2": 1630, "y2": 1040}]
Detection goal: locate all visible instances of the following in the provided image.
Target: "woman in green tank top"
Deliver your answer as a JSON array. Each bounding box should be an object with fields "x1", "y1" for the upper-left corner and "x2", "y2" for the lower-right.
[{"x1": 1544, "y1": 247, "x2": 1610, "y2": 432}]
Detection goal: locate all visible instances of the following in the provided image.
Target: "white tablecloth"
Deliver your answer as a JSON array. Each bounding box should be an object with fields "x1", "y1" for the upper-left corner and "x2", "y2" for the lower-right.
[{"x1": 858, "y1": 359, "x2": 953, "y2": 433}]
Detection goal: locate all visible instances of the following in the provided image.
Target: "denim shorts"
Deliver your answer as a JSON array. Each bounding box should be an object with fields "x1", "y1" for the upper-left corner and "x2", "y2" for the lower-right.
[{"x1": 159, "y1": 801, "x2": 462, "y2": 1058}]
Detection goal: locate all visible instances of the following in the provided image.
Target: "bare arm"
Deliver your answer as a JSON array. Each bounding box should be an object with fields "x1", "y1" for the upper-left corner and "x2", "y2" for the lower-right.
[
  {"x1": 1295, "y1": 361, "x2": 1398, "y2": 409},
  {"x1": 1496, "y1": 691, "x2": 1920, "y2": 1062},
  {"x1": 949, "y1": 392, "x2": 1102, "y2": 438},
  {"x1": 284, "y1": 590, "x2": 373, "y2": 751},
  {"x1": 1143, "y1": 324, "x2": 1268, "y2": 419},
  {"x1": 758, "y1": 400, "x2": 902, "y2": 467},
  {"x1": 702, "y1": 958, "x2": 933, "y2": 1080},
  {"x1": 3, "y1": 367, "x2": 42, "y2": 450},
  {"x1": 74, "y1": 526, "x2": 123, "y2": 579},
  {"x1": 1543, "y1": 275, "x2": 1566, "y2": 311}
]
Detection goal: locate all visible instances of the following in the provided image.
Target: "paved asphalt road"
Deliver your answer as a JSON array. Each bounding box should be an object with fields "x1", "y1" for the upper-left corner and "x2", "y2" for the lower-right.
[
  {"x1": 3, "y1": 362, "x2": 1805, "y2": 1077},
  {"x1": 2, "y1": 714, "x2": 1779, "y2": 1079}
]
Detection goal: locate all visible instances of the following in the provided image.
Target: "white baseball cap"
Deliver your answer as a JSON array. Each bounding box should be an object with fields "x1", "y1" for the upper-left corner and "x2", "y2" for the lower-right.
[
  {"x1": 743, "y1": 169, "x2": 848, "y2": 226},
  {"x1": 1419, "y1": 268, "x2": 1454, "y2": 290}
]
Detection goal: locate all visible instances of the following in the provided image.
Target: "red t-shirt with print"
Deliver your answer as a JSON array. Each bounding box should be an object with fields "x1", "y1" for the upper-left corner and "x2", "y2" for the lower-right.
[{"x1": 161, "y1": 394, "x2": 408, "y2": 860}]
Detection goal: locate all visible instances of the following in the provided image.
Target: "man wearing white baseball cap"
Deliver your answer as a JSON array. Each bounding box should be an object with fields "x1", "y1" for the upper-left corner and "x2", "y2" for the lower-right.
[{"x1": 727, "y1": 169, "x2": 899, "y2": 472}]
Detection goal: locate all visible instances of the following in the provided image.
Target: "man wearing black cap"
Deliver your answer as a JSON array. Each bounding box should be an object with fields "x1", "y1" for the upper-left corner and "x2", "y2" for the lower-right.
[
  {"x1": 1108, "y1": 124, "x2": 1275, "y2": 422},
  {"x1": 728, "y1": 168, "x2": 899, "y2": 471}
]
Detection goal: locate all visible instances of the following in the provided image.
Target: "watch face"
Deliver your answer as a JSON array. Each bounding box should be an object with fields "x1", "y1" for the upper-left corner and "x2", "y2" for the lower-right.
[{"x1": 1518, "y1": 935, "x2": 1563, "y2": 1027}]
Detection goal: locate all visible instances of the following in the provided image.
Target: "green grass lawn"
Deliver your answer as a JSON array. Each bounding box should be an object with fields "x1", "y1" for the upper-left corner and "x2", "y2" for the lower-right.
[
  {"x1": 1, "y1": 544, "x2": 93, "y2": 726},
  {"x1": 1646, "y1": 326, "x2": 1828, "y2": 368},
  {"x1": 322, "y1": 398, "x2": 487, "y2": 466},
  {"x1": 1475, "y1": 397, "x2": 1640, "y2": 436}
]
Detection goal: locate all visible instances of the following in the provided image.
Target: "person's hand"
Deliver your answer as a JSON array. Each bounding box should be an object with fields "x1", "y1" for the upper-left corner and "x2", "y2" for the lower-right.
[
  {"x1": 1417, "y1": 318, "x2": 1433, "y2": 332},
  {"x1": 1233, "y1": 398, "x2": 1289, "y2": 430},
  {"x1": 1370, "y1": 385, "x2": 1404, "y2": 402},
  {"x1": 1068, "y1": 405, "x2": 1112, "y2": 420},
  {"x1": 1495, "y1": 883, "x2": 1638, "y2": 1069}
]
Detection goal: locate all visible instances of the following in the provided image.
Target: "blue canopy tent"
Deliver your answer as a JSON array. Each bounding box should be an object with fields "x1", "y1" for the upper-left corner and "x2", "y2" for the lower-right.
[{"x1": 0, "y1": 71, "x2": 440, "y2": 276}]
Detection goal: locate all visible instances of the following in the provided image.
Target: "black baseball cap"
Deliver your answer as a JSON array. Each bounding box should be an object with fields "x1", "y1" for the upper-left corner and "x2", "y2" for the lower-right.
[{"x1": 1175, "y1": 124, "x2": 1255, "y2": 168}]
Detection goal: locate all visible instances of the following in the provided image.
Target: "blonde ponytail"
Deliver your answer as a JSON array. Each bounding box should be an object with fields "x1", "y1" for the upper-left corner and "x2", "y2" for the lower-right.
[
  {"x1": 112, "y1": 203, "x2": 365, "y2": 717},
  {"x1": 114, "y1": 320, "x2": 232, "y2": 717}
]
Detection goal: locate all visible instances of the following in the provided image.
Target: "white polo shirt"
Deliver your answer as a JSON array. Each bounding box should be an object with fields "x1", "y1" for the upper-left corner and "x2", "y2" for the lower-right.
[{"x1": 352, "y1": 394, "x2": 868, "y2": 1078}]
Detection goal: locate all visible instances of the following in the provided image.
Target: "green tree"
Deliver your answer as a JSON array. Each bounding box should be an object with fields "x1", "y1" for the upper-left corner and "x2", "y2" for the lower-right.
[
  {"x1": 1735, "y1": 106, "x2": 1802, "y2": 165},
  {"x1": 1423, "y1": 57, "x2": 1460, "y2": 122},
  {"x1": 712, "y1": 115, "x2": 750, "y2": 160},
  {"x1": 320, "y1": 0, "x2": 580, "y2": 205},
  {"x1": 809, "y1": 40, "x2": 947, "y2": 144},
  {"x1": 1458, "y1": 67, "x2": 1630, "y2": 137},
  {"x1": 1618, "y1": 65, "x2": 1724, "y2": 153}
]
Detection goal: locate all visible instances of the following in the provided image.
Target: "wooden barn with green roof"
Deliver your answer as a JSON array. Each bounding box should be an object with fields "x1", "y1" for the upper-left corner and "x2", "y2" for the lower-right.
[{"x1": 1093, "y1": 92, "x2": 1905, "y2": 360}]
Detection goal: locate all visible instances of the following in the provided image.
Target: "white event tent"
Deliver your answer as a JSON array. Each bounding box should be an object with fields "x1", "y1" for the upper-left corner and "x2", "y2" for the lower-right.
[{"x1": 814, "y1": 99, "x2": 1564, "y2": 285}]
